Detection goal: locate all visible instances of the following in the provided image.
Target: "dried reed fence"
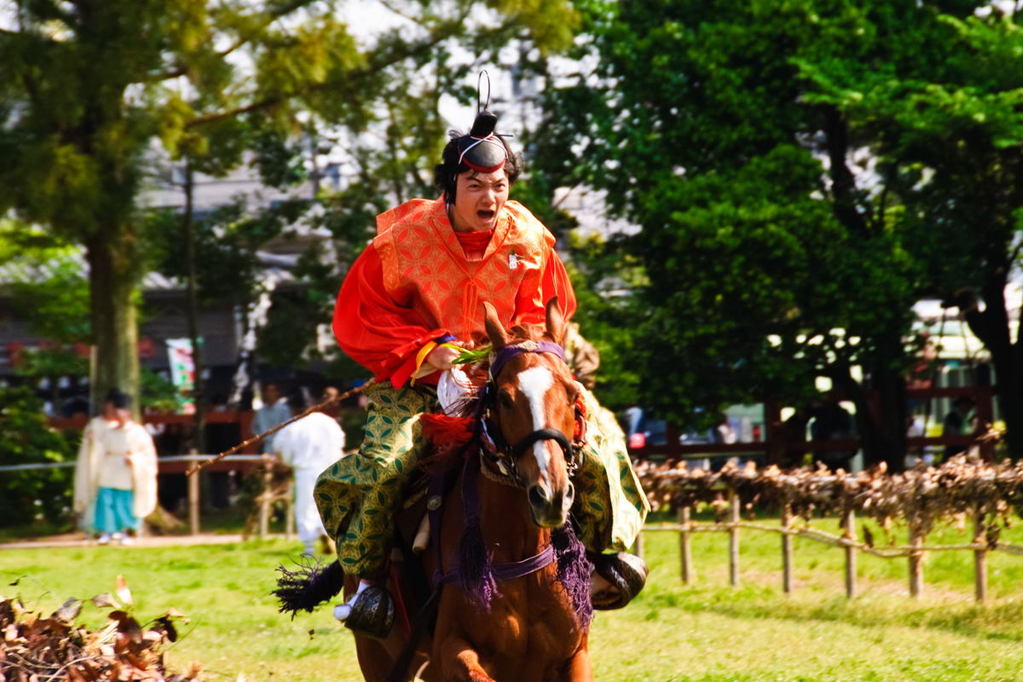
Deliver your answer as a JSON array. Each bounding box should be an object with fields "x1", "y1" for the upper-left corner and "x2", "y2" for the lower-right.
[{"x1": 634, "y1": 455, "x2": 1023, "y2": 601}]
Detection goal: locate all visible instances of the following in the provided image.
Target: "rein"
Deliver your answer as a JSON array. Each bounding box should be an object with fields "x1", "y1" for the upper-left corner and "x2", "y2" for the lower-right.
[
  {"x1": 477, "y1": 340, "x2": 587, "y2": 488},
  {"x1": 430, "y1": 338, "x2": 585, "y2": 589},
  {"x1": 430, "y1": 456, "x2": 556, "y2": 588}
]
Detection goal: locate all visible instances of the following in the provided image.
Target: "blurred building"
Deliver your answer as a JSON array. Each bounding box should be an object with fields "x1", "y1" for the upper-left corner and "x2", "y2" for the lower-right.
[{"x1": 0, "y1": 157, "x2": 337, "y2": 414}]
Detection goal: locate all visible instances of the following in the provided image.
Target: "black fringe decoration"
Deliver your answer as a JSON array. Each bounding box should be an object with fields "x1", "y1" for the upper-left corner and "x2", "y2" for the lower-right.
[{"x1": 273, "y1": 559, "x2": 344, "y2": 618}]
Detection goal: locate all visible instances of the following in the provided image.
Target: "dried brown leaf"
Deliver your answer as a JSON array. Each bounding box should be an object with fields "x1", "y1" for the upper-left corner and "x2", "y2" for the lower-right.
[{"x1": 114, "y1": 575, "x2": 133, "y2": 607}]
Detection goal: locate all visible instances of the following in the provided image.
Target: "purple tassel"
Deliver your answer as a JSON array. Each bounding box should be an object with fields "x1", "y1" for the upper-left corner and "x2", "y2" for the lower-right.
[
  {"x1": 552, "y1": 522, "x2": 594, "y2": 629},
  {"x1": 459, "y1": 456, "x2": 497, "y2": 609},
  {"x1": 458, "y1": 515, "x2": 497, "y2": 610}
]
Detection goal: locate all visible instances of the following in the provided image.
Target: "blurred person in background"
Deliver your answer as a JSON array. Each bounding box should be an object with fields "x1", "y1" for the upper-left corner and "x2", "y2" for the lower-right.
[
  {"x1": 273, "y1": 389, "x2": 346, "y2": 556},
  {"x1": 73, "y1": 389, "x2": 158, "y2": 545},
  {"x1": 943, "y1": 396, "x2": 976, "y2": 458},
  {"x1": 320, "y1": 385, "x2": 344, "y2": 424},
  {"x1": 252, "y1": 381, "x2": 290, "y2": 453}
]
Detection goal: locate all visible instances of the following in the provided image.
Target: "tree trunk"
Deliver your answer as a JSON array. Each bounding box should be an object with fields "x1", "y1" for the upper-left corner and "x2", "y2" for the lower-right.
[
  {"x1": 868, "y1": 346, "x2": 907, "y2": 472},
  {"x1": 830, "y1": 339, "x2": 907, "y2": 473},
  {"x1": 87, "y1": 235, "x2": 139, "y2": 416},
  {"x1": 964, "y1": 269, "x2": 1023, "y2": 457},
  {"x1": 981, "y1": 338, "x2": 1023, "y2": 457},
  {"x1": 821, "y1": 108, "x2": 908, "y2": 471},
  {"x1": 183, "y1": 159, "x2": 206, "y2": 452}
]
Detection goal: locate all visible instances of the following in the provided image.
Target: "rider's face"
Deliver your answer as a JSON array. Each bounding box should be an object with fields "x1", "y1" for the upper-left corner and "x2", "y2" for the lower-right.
[{"x1": 450, "y1": 169, "x2": 509, "y2": 232}]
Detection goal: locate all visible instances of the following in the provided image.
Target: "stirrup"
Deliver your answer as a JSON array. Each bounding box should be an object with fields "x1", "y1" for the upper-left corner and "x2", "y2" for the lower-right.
[
  {"x1": 590, "y1": 552, "x2": 648, "y2": 610},
  {"x1": 342, "y1": 585, "x2": 395, "y2": 639}
]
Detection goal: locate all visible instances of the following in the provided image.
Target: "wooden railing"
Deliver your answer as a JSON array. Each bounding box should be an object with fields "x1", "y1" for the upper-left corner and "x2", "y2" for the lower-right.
[{"x1": 635, "y1": 456, "x2": 1023, "y2": 602}]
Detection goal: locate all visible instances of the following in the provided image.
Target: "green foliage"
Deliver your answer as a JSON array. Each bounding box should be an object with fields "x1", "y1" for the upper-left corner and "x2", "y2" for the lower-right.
[
  {"x1": 0, "y1": 224, "x2": 91, "y2": 344},
  {"x1": 0, "y1": 0, "x2": 579, "y2": 409},
  {"x1": 0, "y1": 387, "x2": 76, "y2": 527},
  {"x1": 147, "y1": 197, "x2": 310, "y2": 309},
  {"x1": 562, "y1": 237, "x2": 647, "y2": 410},
  {"x1": 12, "y1": 348, "x2": 89, "y2": 383},
  {"x1": 793, "y1": 3, "x2": 1023, "y2": 453},
  {"x1": 140, "y1": 368, "x2": 182, "y2": 413},
  {"x1": 527, "y1": 0, "x2": 1020, "y2": 447}
]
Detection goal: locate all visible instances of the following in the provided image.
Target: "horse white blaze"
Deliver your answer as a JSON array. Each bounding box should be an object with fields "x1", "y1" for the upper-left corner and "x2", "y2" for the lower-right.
[{"x1": 517, "y1": 366, "x2": 554, "y2": 485}]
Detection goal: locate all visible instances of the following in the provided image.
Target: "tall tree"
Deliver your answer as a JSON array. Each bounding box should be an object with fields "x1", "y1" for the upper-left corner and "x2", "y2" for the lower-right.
[
  {"x1": 802, "y1": 8, "x2": 1023, "y2": 455},
  {"x1": 0, "y1": 0, "x2": 576, "y2": 412},
  {"x1": 528, "y1": 0, "x2": 988, "y2": 468}
]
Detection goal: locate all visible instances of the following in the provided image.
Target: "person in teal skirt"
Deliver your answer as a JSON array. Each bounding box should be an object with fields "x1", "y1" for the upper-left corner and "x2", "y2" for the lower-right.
[{"x1": 73, "y1": 390, "x2": 158, "y2": 545}]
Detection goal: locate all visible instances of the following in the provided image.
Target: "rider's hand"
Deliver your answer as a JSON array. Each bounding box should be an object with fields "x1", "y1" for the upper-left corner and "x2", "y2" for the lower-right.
[{"x1": 424, "y1": 344, "x2": 461, "y2": 372}]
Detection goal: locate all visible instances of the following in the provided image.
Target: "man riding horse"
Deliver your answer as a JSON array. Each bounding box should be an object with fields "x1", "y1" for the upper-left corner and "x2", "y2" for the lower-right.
[{"x1": 315, "y1": 104, "x2": 650, "y2": 637}]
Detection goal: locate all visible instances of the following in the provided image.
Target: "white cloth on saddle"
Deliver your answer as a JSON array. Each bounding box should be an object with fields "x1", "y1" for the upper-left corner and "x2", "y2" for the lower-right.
[{"x1": 437, "y1": 366, "x2": 477, "y2": 416}]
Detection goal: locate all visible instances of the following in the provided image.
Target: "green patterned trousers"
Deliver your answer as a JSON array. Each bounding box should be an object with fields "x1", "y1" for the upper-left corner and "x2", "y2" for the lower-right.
[{"x1": 314, "y1": 383, "x2": 650, "y2": 578}]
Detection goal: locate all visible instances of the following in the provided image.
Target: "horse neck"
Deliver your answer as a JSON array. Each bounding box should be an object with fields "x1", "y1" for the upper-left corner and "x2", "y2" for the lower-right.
[{"x1": 475, "y1": 466, "x2": 551, "y2": 562}]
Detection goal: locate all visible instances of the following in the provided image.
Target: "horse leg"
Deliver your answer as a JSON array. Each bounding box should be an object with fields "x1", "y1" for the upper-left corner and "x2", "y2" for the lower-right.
[
  {"x1": 560, "y1": 645, "x2": 593, "y2": 681},
  {"x1": 435, "y1": 634, "x2": 496, "y2": 682}
]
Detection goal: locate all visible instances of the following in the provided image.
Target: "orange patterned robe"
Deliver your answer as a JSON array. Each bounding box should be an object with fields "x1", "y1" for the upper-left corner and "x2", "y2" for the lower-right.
[
  {"x1": 332, "y1": 197, "x2": 575, "y2": 387},
  {"x1": 317, "y1": 198, "x2": 647, "y2": 578}
]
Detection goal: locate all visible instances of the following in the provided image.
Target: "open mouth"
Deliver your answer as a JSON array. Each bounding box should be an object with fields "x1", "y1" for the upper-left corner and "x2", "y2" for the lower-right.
[{"x1": 477, "y1": 210, "x2": 495, "y2": 222}]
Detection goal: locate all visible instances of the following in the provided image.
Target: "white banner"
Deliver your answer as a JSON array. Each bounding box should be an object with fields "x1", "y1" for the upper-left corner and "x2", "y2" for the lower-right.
[{"x1": 166, "y1": 338, "x2": 196, "y2": 414}]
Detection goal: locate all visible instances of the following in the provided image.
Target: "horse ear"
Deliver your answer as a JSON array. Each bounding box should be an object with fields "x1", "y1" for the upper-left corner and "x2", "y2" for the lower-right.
[
  {"x1": 483, "y1": 302, "x2": 509, "y2": 350},
  {"x1": 545, "y1": 297, "x2": 567, "y2": 346}
]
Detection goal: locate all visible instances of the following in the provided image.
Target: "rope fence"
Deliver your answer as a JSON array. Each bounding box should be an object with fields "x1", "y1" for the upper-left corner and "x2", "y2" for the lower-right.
[{"x1": 0, "y1": 455, "x2": 268, "y2": 537}]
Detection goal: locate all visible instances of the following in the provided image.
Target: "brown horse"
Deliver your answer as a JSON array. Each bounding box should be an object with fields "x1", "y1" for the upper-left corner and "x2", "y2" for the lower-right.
[{"x1": 350, "y1": 298, "x2": 592, "y2": 681}]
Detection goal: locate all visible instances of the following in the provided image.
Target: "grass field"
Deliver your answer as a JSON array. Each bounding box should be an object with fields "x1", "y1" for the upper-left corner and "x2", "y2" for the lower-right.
[{"x1": 3, "y1": 518, "x2": 1023, "y2": 681}]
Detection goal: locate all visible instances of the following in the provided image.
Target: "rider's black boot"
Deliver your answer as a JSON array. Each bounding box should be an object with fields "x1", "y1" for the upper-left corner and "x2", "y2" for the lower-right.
[
  {"x1": 341, "y1": 585, "x2": 395, "y2": 639},
  {"x1": 589, "y1": 552, "x2": 649, "y2": 610}
]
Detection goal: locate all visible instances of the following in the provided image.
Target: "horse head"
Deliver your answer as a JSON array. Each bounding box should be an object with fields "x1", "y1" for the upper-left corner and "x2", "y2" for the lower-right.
[{"x1": 482, "y1": 298, "x2": 581, "y2": 529}]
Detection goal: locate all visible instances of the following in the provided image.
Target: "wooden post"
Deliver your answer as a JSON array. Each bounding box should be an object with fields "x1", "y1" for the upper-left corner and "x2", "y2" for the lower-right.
[
  {"x1": 258, "y1": 466, "x2": 272, "y2": 538},
  {"x1": 188, "y1": 468, "x2": 200, "y2": 535},
  {"x1": 285, "y1": 479, "x2": 295, "y2": 540},
  {"x1": 679, "y1": 506, "x2": 693, "y2": 584},
  {"x1": 843, "y1": 508, "x2": 857, "y2": 599},
  {"x1": 974, "y1": 507, "x2": 988, "y2": 603},
  {"x1": 781, "y1": 504, "x2": 793, "y2": 594},
  {"x1": 728, "y1": 489, "x2": 740, "y2": 587},
  {"x1": 908, "y1": 528, "x2": 924, "y2": 598},
  {"x1": 975, "y1": 387, "x2": 995, "y2": 462},
  {"x1": 763, "y1": 400, "x2": 783, "y2": 465}
]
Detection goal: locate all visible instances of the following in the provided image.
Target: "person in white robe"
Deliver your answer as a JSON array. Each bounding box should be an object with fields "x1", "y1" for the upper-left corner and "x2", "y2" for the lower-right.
[
  {"x1": 272, "y1": 391, "x2": 346, "y2": 555},
  {"x1": 73, "y1": 389, "x2": 158, "y2": 545}
]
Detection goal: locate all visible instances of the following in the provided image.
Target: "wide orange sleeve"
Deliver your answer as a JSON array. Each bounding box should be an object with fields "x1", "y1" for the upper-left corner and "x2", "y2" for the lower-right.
[
  {"x1": 512, "y1": 246, "x2": 577, "y2": 326},
  {"x1": 332, "y1": 246, "x2": 449, "y2": 387}
]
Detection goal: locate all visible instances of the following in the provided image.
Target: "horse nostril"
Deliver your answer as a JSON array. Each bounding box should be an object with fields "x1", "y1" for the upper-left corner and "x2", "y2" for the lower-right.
[
  {"x1": 565, "y1": 482, "x2": 575, "y2": 504},
  {"x1": 528, "y1": 484, "x2": 550, "y2": 508}
]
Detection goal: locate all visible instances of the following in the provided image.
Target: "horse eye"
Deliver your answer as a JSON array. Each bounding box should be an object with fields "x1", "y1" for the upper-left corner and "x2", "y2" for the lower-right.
[{"x1": 498, "y1": 392, "x2": 515, "y2": 410}]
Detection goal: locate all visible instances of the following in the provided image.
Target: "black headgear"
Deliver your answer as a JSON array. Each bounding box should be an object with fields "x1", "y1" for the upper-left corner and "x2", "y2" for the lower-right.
[
  {"x1": 452, "y1": 110, "x2": 507, "y2": 173},
  {"x1": 435, "y1": 71, "x2": 520, "y2": 202},
  {"x1": 105, "y1": 388, "x2": 131, "y2": 409}
]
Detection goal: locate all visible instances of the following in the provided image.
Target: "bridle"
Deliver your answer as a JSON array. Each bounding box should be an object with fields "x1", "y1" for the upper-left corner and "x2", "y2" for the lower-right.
[{"x1": 475, "y1": 339, "x2": 587, "y2": 487}]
